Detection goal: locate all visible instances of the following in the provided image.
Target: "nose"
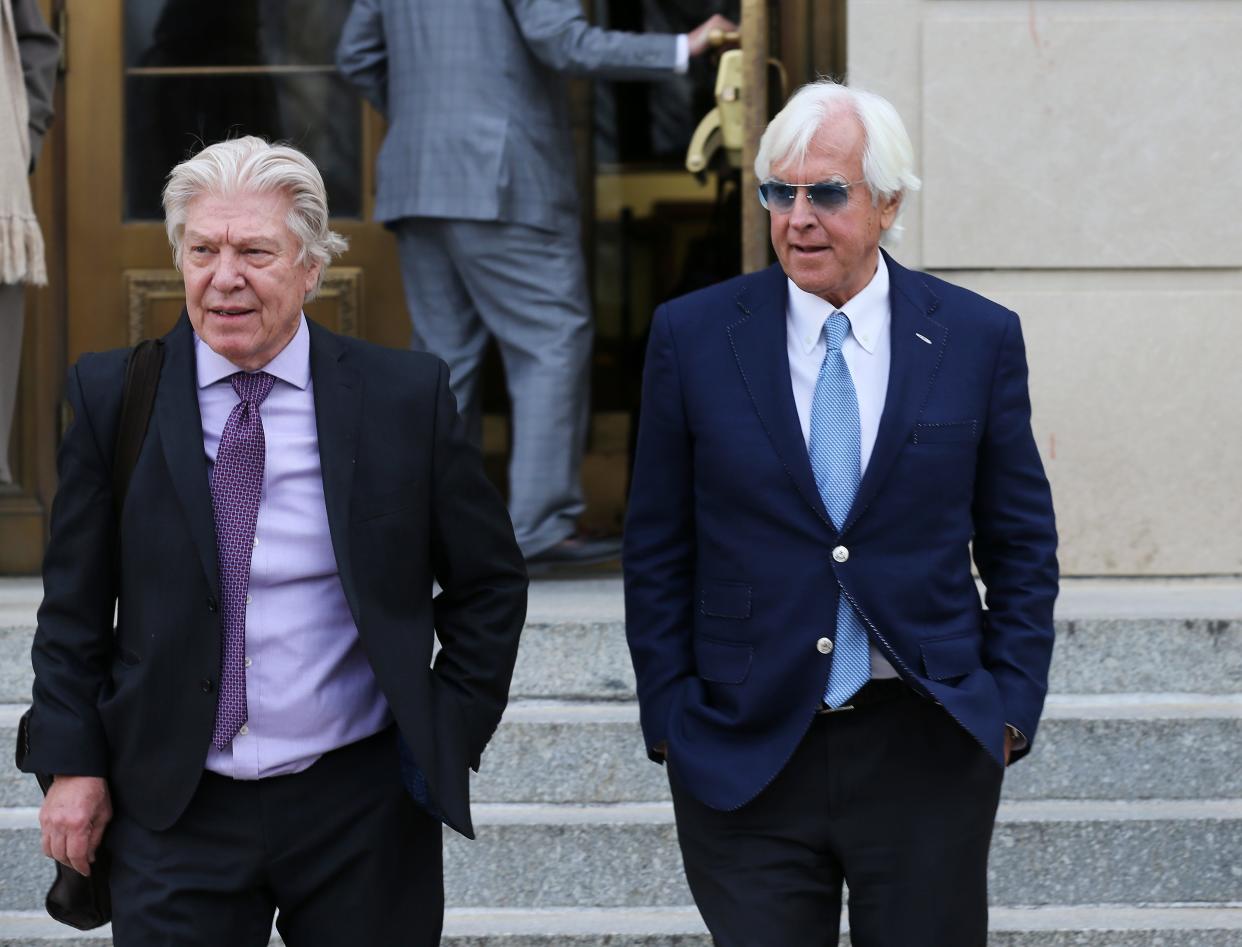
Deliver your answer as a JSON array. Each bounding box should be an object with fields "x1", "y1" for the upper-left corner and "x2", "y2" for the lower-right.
[
  {"x1": 210, "y1": 249, "x2": 246, "y2": 291},
  {"x1": 788, "y1": 188, "x2": 818, "y2": 229}
]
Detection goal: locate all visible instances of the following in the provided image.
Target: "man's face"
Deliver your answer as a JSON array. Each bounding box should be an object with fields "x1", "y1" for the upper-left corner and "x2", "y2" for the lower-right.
[
  {"x1": 768, "y1": 112, "x2": 900, "y2": 309},
  {"x1": 181, "y1": 190, "x2": 319, "y2": 371}
]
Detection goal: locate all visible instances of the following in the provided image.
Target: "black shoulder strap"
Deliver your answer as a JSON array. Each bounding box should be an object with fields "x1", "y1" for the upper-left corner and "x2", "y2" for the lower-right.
[{"x1": 112, "y1": 338, "x2": 165, "y2": 518}]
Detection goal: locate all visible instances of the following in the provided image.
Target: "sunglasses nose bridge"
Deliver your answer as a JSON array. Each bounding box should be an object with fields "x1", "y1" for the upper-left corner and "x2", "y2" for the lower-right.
[{"x1": 788, "y1": 186, "x2": 820, "y2": 220}]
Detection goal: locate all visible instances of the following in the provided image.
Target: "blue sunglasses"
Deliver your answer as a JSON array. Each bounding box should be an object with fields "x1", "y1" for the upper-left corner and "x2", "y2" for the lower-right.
[{"x1": 757, "y1": 179, "x2": 863, "y2": 214}]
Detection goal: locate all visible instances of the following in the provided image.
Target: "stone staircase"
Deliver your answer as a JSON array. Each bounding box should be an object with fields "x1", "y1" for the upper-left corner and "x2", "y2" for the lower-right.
[{"x1": 0, "y1": 576, "x2": 1240, "y2": 944}]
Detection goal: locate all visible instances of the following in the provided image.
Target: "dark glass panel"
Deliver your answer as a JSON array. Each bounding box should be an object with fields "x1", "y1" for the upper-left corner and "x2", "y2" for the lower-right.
[
  {"x1": 124, "y1": 73, "x2": 361, "y2": 220},
  {"x1": 594, "y1": 0, "x2": 741, "y2": 164},
  {"x1": 125, "y1": 0, "x2": 352, "y2": 68}
]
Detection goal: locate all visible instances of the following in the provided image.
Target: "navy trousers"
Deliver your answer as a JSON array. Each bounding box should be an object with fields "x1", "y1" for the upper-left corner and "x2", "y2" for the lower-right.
[{"x1": 669, "y1": 681, "x2": 1005, "y2": 947}]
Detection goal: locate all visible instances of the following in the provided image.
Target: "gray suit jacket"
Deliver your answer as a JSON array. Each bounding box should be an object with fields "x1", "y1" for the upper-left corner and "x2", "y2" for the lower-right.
[{"x1": 336, "y1": 0, "x2": 679, "y2": 231}]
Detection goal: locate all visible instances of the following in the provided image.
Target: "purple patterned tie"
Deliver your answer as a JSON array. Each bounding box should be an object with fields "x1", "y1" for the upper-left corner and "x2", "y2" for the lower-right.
[{"x1": 210, "y1": 371, "x2": 276, "y2": 749}]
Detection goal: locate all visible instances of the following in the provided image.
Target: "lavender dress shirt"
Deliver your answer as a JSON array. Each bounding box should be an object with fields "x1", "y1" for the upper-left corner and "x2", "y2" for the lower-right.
[{"x1": 199, "y1": 317, "x2": 392, "y2": 779}]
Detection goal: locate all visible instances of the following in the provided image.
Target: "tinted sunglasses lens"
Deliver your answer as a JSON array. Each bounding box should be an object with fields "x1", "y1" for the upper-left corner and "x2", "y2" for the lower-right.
[
  {"x1": 808, "y1": 182, "x2": 850, "y2": 210},
  {"x1": 759, "y1": 182, "x2": 798, "y2": 212}
]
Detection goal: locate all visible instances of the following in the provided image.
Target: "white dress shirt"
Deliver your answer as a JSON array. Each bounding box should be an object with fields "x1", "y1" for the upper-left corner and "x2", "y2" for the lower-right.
[{"x1": 786, "y1": 251, "x2": 898, "y2": 679}]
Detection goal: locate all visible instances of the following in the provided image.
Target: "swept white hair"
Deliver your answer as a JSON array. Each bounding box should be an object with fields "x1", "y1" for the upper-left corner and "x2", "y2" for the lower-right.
[
  {"x1": 755, "y1": 80, "x2": 922, "y2": 244},
  {"x1": 162, "y1": 137, "x2": 348, "y2": 298}
]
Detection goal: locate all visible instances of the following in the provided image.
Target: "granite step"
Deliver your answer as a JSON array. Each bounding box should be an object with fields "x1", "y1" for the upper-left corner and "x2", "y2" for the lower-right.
[
  {"x1": 3, "y1": 694, "x2": 1239, "y2": 807},
  {"x1": 3, "y1": 577, "x2": 1241, "y2": 702},
  {"x1": 1, "y1": 904, "x2": 1242, "y2": 946},
  {"x1": 2, "y1": 800, "x2": 1240, "y2": 911},
  {"x1": 471, "y1": 693, "x2": 1242, "y2": 804}
]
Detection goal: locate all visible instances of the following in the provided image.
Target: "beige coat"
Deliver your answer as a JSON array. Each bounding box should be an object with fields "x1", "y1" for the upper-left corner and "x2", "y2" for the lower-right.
[{"x1": 1, "y1": 0, "x2": 58, "y2": 286}]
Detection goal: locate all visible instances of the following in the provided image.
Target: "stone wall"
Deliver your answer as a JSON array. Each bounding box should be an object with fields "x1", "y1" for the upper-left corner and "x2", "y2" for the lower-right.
[{"x1": 848, "y1": 0, "x2": 1242, "y2": 574}]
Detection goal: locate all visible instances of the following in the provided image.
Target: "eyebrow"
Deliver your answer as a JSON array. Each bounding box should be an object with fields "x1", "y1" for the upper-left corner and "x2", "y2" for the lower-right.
[{"x1": 183, "y1": 230, "x2": 281, "y2": 248}]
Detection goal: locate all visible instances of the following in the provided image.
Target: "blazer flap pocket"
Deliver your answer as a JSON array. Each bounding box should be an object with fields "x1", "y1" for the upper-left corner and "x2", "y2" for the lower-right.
[
  {"x1": 920, "y1": 633, "x2": 982, "y2": 681},
  {"x1": 353, "y1": 479, "x2": 420, "y2": 522},
  {"x1": 699, "y1": 581, "x2": 752, "y2": 619},
  {"x1": 694, "y1": 636, "x2": 753, "y2": 684},
  {"x1": 911, "y1": 421, "x2": 977, "y2": 445}
]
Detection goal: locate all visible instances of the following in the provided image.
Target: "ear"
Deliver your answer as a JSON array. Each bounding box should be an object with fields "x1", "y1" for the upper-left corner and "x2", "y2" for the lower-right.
[
  {"x1": 303, "y1": 259, "x2": 322, "y2": 297},
  {"x1": 879, "y1": 192, "x2": 902, "y2": 231}
]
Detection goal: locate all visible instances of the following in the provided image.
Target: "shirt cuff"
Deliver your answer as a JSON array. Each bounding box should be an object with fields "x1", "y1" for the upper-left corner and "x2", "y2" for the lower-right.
[{"x1": 675, "y1": 34, "x2": 690, "y2": 73}]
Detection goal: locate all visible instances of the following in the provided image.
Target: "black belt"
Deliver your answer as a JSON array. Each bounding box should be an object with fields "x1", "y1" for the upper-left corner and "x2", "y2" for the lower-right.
[{"x1": 815, "y1": 678, "x2": 909, "y2": 715}]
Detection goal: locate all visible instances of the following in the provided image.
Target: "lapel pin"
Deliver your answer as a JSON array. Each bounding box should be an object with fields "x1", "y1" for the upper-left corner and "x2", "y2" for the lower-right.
[{"x1": 915, "y1": 333, "x2": 932, "y2": 345}]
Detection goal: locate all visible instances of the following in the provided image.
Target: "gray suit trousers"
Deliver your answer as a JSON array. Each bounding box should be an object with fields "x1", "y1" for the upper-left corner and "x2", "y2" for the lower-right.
[{"x1": 394, "y1": 218, "x2": 591, "y2": 556}]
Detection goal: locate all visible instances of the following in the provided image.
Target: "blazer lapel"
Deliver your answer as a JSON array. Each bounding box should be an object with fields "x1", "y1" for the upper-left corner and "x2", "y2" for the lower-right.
[
  {"x1": 155, "y1": 316, "x2": 220, "y2": 594},
  {"x1": 728, "y1": 264, "x2": 834, "y2": 530},
  {"x1": 308, "y1": 319, "x2": 363, "y2": 624},
  {"x1": 843, "y1": 251, "x2": 949, "y2": 533}
]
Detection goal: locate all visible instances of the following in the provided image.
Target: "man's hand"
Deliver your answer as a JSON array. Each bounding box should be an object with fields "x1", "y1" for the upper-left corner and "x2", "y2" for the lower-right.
[
  {"x1": 687, "y1": 14, "x2": 740, "y2": 58},
  {"x1": 1003, "y1": 728, "x2": 1014, "y2": 767},
  {"x1": 39, "y1": 776, "x2": 111, "y2": 877}
]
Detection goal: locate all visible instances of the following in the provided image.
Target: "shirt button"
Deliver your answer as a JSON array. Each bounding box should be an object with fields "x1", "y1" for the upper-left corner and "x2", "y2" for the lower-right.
[
  {"x1": 832, "y1": 545, "x2": 849, "y2": 563},
  {"x1": 239, "y1": 724, "x2": 249, "y2": 736},
  {"x1": 252, "y1": 537, "x2": 259, "y2": 548},
  {"x1": 245, "y1": 594, "x2": 253, "y2": 605},
  {"x1": 244, "y1": 657, "x2": 252, "y2": 668},
  {"x1": 817, "y1": 637, "x2": 833, "y2": 654}
]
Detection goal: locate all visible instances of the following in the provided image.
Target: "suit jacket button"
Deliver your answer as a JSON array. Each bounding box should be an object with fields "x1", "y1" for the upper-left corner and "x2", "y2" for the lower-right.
[
  {"x1": 200, "y1": 678, "x2": 213, "y2": 692},
  {"x1": 206, "y1": 596, "x2": 218, "y2": 612},
  {"x1": 832, "y1": 545, "x2": 849, "y2": 563},
  {"x1": 817, "y1": 637, "x2": 834, "y2": 654}
]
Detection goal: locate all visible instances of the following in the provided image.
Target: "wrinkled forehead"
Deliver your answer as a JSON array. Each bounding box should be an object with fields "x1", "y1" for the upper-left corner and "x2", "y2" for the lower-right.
[{"x1": 181, "y1": 188, "x2": 296, "y2": 242}]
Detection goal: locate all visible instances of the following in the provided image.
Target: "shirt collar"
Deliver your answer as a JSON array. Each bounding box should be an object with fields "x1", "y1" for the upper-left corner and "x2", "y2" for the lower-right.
[
  {"x1": 195, "y1": 314, "x2": 311, "y2": 391},
  {"x1": 786, "y1": 250, "x2": 890, "y2": 355}
]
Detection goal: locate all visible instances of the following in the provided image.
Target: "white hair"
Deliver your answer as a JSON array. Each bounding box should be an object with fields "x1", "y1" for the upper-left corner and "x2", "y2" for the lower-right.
[
  {"x1": 755, "y1": 80, "x2": 922, "y2": 244},
  {"x1": 162, "y1": 137, "x2": 348, "y2": 298}
]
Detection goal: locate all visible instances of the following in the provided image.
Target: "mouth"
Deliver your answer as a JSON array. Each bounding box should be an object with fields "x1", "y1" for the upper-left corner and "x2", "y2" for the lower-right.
[
  {"x1": 207, "y1": 306, "x2": 256, "y2": 318},
  {"x1": 791, "y1": 244, "x2": 830, "y2": 256}
]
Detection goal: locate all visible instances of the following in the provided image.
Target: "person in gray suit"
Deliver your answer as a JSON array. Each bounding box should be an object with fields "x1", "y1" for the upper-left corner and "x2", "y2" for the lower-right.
[{"x1": 336, "y1": 0, "x2": 735, "y2": 566}]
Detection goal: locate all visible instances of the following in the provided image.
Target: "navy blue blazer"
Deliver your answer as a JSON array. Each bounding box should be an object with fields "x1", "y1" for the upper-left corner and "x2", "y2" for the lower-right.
[{"x1": 623, "y1": 253, "x2": 1058, "y2": 811}]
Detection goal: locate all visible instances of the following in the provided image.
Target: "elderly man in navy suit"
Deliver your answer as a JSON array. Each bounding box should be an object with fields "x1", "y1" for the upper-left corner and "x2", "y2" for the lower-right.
[{"x1": 624, "y1": 80, "x2": 1058, "y2": 945}]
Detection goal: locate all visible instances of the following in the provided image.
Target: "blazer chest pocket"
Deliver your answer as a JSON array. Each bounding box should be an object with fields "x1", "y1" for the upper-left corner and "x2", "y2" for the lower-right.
[
  {"x1": 920, "y1": 633, "x2": 982, "y2": 683},
  {"x1": 911, "y1": 421, "x2": 977, "y2": 445},
  {"x1": 699, "y1": 580, "x2": 752, "y2": 619},
  {"x1": 694, "y1": 636, "x2": 753, "y2": 684}
]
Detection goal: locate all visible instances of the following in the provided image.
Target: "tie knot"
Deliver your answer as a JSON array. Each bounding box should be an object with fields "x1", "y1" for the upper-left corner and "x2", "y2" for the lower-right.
[
  {"x1": 230, "y1": 371, "x2": 276, "y2": 406},
  {"x1": 824, "y1": 312, "x2": 851, "y2": 352}
]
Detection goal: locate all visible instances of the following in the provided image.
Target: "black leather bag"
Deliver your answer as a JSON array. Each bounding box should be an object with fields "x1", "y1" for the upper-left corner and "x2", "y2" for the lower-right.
[
  {"x1": 15, "y1": 337, "x2": 164, "y2": 930},
  {"x1": 14, "y1": 718, "x2": 113, "y2": 931}
]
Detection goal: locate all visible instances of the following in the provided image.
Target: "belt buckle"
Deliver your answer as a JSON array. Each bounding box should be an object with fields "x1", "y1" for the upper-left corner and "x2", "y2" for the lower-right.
[{"x1": 817, "y1": 702, "x2": 855, "y2": 715}]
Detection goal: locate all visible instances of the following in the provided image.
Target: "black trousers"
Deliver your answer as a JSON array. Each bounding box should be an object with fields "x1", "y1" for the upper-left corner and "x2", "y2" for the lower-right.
[
  {"x1": 107, "y1": 727, "x2": 443, "y2": 947},
  {"x1": 669, "y1": 681, "x2": 1004, "y2": 947}
]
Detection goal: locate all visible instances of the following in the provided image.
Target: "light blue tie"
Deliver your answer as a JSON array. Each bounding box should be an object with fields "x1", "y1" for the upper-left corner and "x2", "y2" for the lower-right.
[{"x1": 808, "y1": 312, "x2": 871, "y2": 708}]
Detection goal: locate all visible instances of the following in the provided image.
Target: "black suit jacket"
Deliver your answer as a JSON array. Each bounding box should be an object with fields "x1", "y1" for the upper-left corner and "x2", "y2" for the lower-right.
[{"x1": 22, "y1": 316, "x2": 527, "y2": 838}]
